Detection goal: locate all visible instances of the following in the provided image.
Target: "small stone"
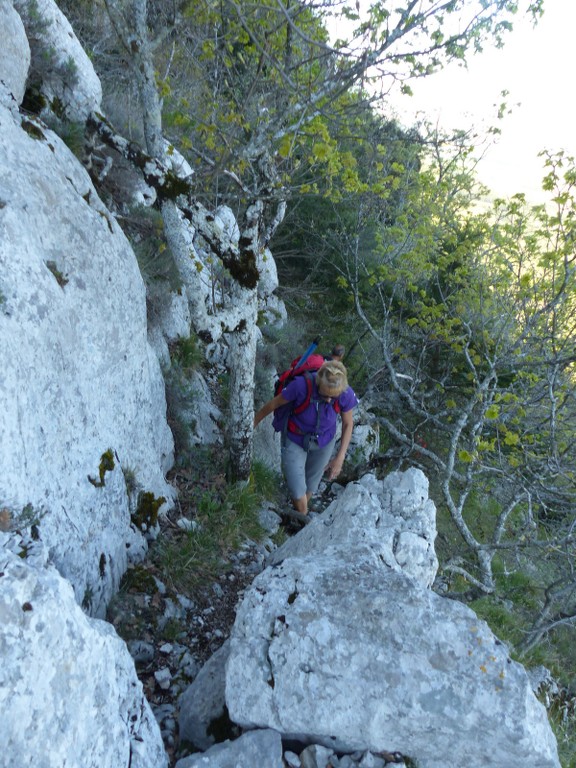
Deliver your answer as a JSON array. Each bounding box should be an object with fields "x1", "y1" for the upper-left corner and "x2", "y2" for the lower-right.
[
  {"x1": 284, "y1": 751, "x2": 301, "y2": 767},
  {"x1": 178, "y1": 651, "x2": 199, "y2": 677},
  {"x1": 154, "y1": 668, "x2": 172, "y2": 690},
  {"x1": 177, "y1": 593, "x2": 195, "y2": 611},
  {"x1": 176, "y1": 518, "x2": 198, "y2": 532},
  {"x1": 359, "y1": 752, "x2": 385, "y2": 768},
  {"x1": 127, "y1": 640, "x2": 155, "y2": 664},
  {"x1": 300, "y1": 744, "x2": 335, "y2": 768}
]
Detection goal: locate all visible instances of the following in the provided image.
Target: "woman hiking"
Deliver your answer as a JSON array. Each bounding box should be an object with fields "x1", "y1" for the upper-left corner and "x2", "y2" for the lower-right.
[{"x1": 254, "y1": 361, "x2": 358, "y2": 516}]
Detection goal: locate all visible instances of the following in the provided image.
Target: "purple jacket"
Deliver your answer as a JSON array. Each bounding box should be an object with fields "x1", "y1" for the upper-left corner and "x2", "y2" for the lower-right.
[{"x1": 281, "y1": 375, "x2": 358, "y2": 448}]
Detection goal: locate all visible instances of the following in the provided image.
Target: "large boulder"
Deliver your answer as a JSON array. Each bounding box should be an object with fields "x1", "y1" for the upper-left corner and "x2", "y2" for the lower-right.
[
  {"x1": 0, "y1": 542, "x2": 168, "y2": 768},
  {"x1": 223, "y1": 470, "x2": 560, "y2": 768},
  {"x1": 1, "y1": 0, "x2": 30, "y2": 108},
  {"x1": 269, "y1": 470, "x2": 438, "y2": 588},
  {"x1": 0, "y1": 90, "x2": 173, "y2": 615},
  {"x1": 13, "y1": 0, "x2": 102, "y2": 120}
]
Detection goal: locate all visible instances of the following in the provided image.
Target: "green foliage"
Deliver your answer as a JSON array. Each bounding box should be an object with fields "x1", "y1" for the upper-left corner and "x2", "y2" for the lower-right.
[
  {"x1": 470, "y1": 595, "x2": 524, "y2": 648},
  {"x1": 96, "y1": 0, "x2": 536, "y2": 221},
  {"x1": 250, "y1": 460, "x2": 283, "y2": 506},
  {"x1": 551, "y1": 710, "x2": 576, "y2": 768},
  {"x1": 122, "y1": 466, "x2": 137, "y2": 496},
  {"x1": 45, "y1": 260, "x2": 68, "y2": 287},
  {"x1": 470, "y1": 590, "x2": 576, "y2": 768},
  {"x1": 20, "y1": 0, "x2": 79, "y2": 116},
  {"x1": 122, "y1": 206, "x2": 181, "y2": 289},
  {"x1": 6, "y1": 502, "x2": 46, "y2": 531},
  {"x1": 88, "y1": 449, "x2": 115, "y2": 487},
  {"x1": 119, "y1": 563, "x2": 159, "y2": 595},
  {"x1": 169, "y1": 335, "x2": 203, "y2": 373},
  {"x1": 44, "y1": 116, "x2": 86, "y2": 157},
  {"x1": 152, "y1": 454, "x2": 277, "y2": 593},
  {"x1": 131, "y1": 491, "x2": 166, "y2": 531}
]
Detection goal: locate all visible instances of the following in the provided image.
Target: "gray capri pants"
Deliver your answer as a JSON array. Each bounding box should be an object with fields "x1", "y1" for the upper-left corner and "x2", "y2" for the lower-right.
[{"x1": 281, "y1": 436, "x2": 336, "y2": 499}]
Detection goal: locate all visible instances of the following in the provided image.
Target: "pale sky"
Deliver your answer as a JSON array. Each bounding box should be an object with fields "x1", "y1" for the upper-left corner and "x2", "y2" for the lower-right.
[
  {"x1": 387, "y1": 0, "x2": 576, "y2": 202},
  {"x1": 331, "y1": 1, "x2": 576, "y2": 202}
]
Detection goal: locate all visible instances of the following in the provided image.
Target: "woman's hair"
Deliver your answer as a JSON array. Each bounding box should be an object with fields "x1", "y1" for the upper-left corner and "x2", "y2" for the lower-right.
[{"x1": 316, "y1": 361, "x2": 348, "y2": 396}]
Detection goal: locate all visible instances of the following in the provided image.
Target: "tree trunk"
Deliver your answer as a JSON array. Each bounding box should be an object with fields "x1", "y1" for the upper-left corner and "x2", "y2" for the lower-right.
[{"x1": 227, "y1": 289, "x2": 258, "y2": 482}]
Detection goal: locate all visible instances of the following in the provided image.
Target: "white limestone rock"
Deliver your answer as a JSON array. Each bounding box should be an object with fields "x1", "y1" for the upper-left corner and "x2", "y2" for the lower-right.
[
  {"x1": 175, "y1": 728, "x2": 283, "y2": 768},
  {"x1": 343, "y1": 402, "x2": 380, "y2": 468},
  {"x1": 0, "y1": 545, "x2": 168, "y2": 768},
  {"x1": 186, "y1": 370, "x2": 223, "y2": 446},
  {"x1": 253, "y1": 415, "x2": 282, "y2": 472},
  {"x1": 258, "y1": 292, "x2": 288, "y2": 329},
  {"x1": 253, "y1": 362, "x2": 282, "y2": 470},
  {"x1": 148, "y1": 284, "x2": 192, "y2": 346},
  {"x1": 257, "y1": 245, "x2": 279, "y2": 297},
  {"x1": 225, "y1": 552, "x2": 560, "y2": 768},
  {"x1": 148, "y1": 323, "x2": 171, "y2": 367},
  {"x1": 0, "y1": 101, "x2": 173, "y2": 616},
  {"x1": 164, "y1": 140, "x2": 194, "y2": 180},
  {"x1": 13, "y1": 0, "x2": 102, "y2": 120},
  {"x1": 268, "y1": 470, "x2": 438, "y2": 589},
  {"x1": 0, "y1": 0, "x2": 30, "y2": 107},
  {"x1": 214, "y1": 205, "x2": 240, "y2": 248}
]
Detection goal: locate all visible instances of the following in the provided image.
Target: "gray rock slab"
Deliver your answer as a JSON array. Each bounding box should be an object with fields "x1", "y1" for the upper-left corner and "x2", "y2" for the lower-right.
[
  {"x1": 226, "y1": 549, "x2": 560, "y2": 768},
  {"x1": 175, "y1": 728, "x2": 283, "y2": 767},
  {"x1": 0, "y1": 548, "x2": 167, "y2": 768},
  {"x1": 0, "y1": 82, "x2": 173, "y2": 615},
  {"x1": 179, "y1": 640, "x2": 230, "y2": 750}
]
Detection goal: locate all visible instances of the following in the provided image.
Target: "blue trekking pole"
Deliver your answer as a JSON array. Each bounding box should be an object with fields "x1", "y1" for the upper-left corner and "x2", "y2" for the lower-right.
[{"x1": 294, "y1": 336, "x2": 321, "y2": 370}]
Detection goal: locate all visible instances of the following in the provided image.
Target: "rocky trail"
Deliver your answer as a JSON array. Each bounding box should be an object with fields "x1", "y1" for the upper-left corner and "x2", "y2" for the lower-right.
[{"x1": 107, "y1": 477, "x2": 340, "y2": 767}]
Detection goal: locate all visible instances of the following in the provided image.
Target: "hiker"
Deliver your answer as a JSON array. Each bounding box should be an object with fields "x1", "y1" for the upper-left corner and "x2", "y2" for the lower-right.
[
  {"x1": 325, "y1": 343, "x2": 345, "y2": 362},
  {"x1": 254, "y1": 361, "x2": 358, "y2": 516}
]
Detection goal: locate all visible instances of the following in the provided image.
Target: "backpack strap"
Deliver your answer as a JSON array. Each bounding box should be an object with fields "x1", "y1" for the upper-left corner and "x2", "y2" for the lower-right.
[{"x1": 292, "y1": 371, "x2": 314, "y2": 415}]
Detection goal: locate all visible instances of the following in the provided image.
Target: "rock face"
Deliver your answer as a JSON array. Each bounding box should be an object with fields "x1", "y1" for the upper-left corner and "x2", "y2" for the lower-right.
[
  {"x1": 0, "y1": 540, "x2": 168, "y2": 768},
  {"x1": 0, "y1": 0, "x2": 173, "y2": 617},
  {"x1": 221, "y1": 470, "x2": 560, "y2": 768},
  {"x1": 1, "y1": 0, "x2": 30, "y2": 107},
  {"x1": 13, "y1": 0, "x2": 103, "y2": 120}
]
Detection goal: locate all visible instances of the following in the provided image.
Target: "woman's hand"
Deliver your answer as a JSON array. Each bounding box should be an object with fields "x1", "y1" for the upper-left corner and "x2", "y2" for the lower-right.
[
  {"x1": 325, "y1": 411, "x2": 353, "y2": 480},
  {"x1": 325, "y1": 456, "x2": 344, "y2": 480}
]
